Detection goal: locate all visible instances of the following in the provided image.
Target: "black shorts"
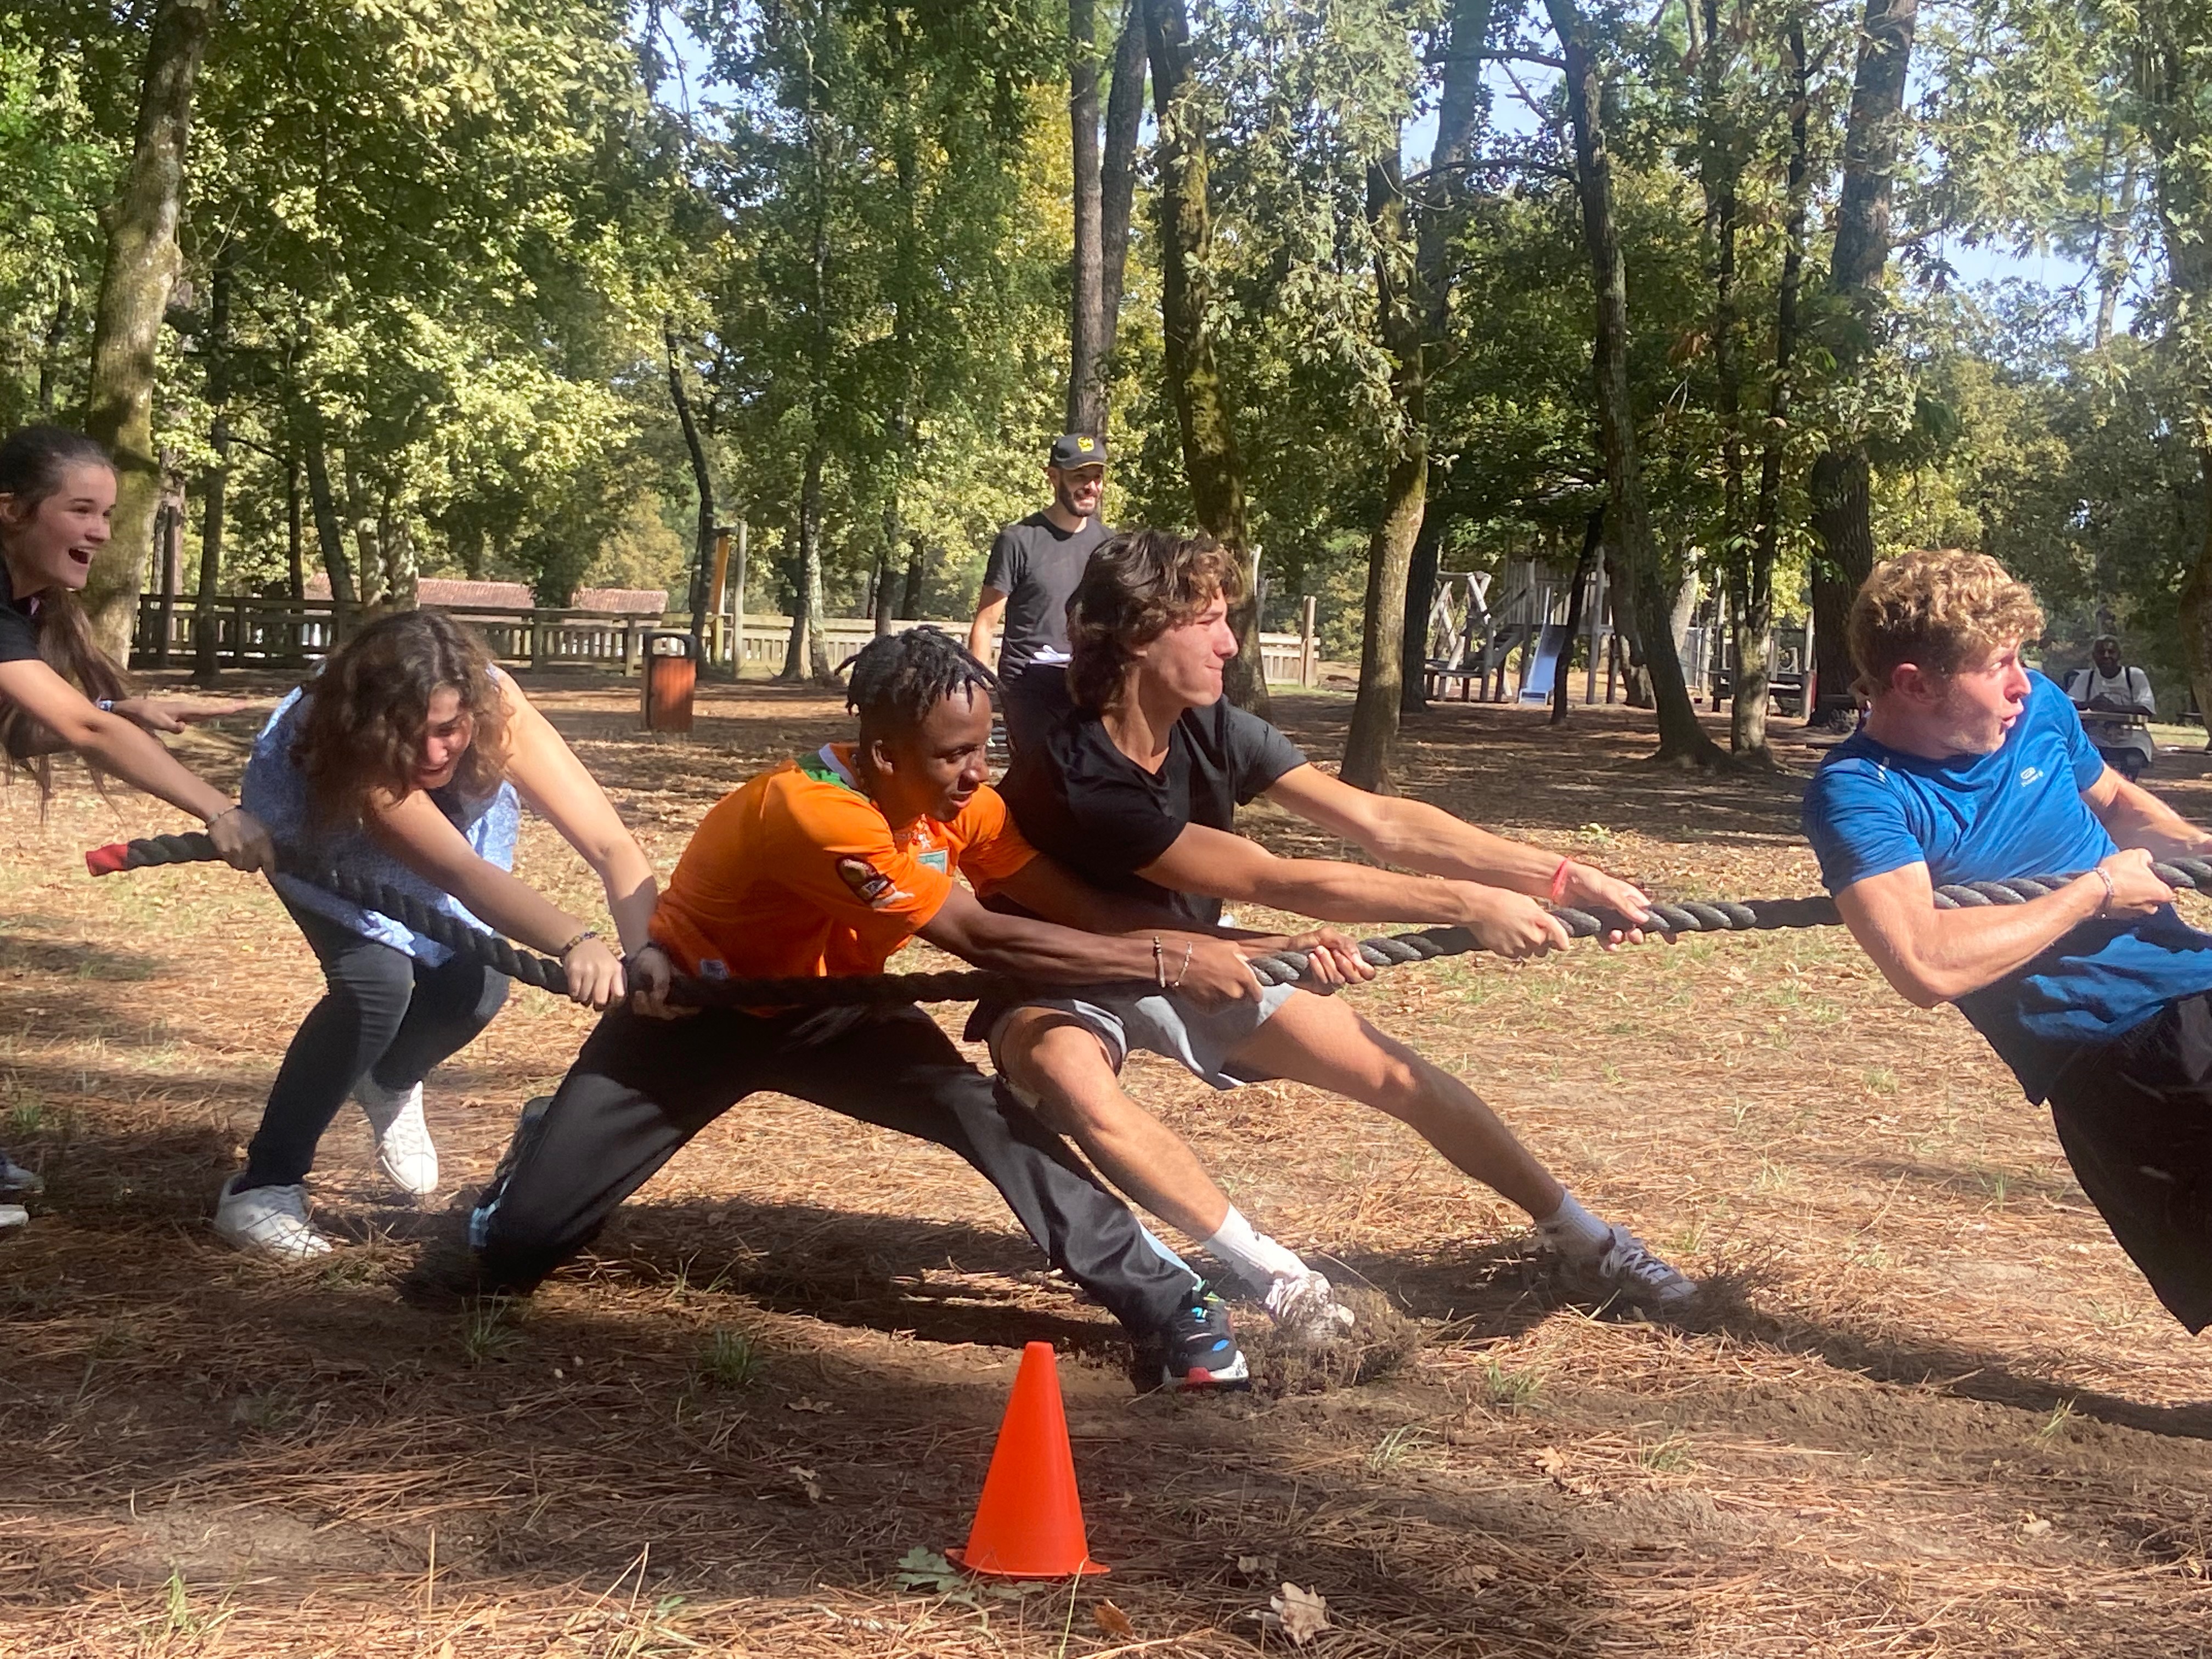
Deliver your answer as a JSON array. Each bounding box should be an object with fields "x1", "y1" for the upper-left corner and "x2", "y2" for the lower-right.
[{"x1": 2045, "y1": 992, "x2": 2212, "y2": 1333}]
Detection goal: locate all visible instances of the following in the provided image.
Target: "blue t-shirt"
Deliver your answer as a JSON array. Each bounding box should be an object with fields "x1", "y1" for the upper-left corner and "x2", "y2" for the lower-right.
[
  {"x1": 1802, "y1": 672, "x2": 2212, "y2": 1100},
  {"x1": 242, "y1": 683, "x2": 520, "y2": 965}
]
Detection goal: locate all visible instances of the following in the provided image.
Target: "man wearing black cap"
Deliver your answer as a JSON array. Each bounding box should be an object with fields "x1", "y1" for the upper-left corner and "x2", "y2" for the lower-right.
[{"x1": 968, "y1": 433, "x2": 1109, "y2": 755}]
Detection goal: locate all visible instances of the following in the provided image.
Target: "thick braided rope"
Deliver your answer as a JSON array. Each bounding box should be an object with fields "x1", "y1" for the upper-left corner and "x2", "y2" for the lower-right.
[{"x1": 90, "y1": 832, "x2": 2212, "y2": 1006}]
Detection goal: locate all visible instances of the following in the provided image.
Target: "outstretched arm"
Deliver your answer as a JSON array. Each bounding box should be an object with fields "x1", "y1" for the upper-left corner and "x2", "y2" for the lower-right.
[
  {"x1": 917, "y1": 883, "x2": 1263, "y2": 1005},
  {"x1": 1263, "y1": 761, "x2": 1652, "y2": 922},
  {"x1": 365, "y1": 781, "x2": 631, "y2": 1011},
  {"x1": 988, "y1": 854, "x2": 1372, "y2": 983},
  {"x1": 2085, "y1": 765, "x2": 2212, "y2": 861},
  {"x1": 496, "y1": 678, "x2": 659, "y2": 955},
  {"x1": 1133, "y1": 821, "x2": 1573, "y2": 958},
  {"x1": 1835, "y1": 849, "x2": 2174, "y2": 1008},
  {"x1": 0, "y1": 657, "x2": 274, "y2": 871}
]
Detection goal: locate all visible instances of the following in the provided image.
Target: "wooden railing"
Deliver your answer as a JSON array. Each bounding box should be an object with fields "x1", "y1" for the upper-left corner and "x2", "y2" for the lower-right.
[{"x1": 133, "y1": 597, "x2": 1323, "y2": 687}]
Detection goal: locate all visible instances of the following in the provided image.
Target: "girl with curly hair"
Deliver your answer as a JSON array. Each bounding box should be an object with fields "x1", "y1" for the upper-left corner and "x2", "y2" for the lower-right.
[{"x1": 222, "y1": 608, "x2": 659, "y2": 1260}]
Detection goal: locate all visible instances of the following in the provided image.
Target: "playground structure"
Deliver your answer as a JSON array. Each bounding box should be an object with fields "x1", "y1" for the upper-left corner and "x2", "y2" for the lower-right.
[{"x1": 1424, "y1": 556, "x2": 1812, "y2": 716}]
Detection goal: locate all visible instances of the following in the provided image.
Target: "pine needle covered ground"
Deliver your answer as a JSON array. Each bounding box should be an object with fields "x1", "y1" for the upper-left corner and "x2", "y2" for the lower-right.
[{"x1": 3, "y1": 676, "x2": 2209, "y2": 1656}]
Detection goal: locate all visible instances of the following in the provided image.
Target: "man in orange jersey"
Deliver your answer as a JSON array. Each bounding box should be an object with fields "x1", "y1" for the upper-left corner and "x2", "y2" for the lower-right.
[{"x1": 469, "y1": 629, "x2": 1347, "y2": 1388}]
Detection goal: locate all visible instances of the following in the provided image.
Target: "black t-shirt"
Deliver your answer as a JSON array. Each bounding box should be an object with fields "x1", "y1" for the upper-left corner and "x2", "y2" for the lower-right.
[
  {"x1": 1000, "y1": 698, "x2": 1309, "y2": 926},
  {"x1": 0, "y1": 560, "x2": 41, "y2": 664},
  {"x1": 981, "y1": 512, "x2": 1109, "y2": 677}
]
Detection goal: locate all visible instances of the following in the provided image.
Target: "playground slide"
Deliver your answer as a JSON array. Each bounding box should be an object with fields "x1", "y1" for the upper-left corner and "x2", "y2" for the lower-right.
[{"x1": 1516, "y1": 623, "x2": 1570, "y2": 703}]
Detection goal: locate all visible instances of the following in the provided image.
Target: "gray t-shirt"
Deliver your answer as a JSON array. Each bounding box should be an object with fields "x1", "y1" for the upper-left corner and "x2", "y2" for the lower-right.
[{"x1": 981, "y1": 512, "x2": 1108, "y2": 678}]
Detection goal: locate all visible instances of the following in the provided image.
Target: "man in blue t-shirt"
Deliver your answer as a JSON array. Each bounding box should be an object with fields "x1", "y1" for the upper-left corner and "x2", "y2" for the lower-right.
[{"x1": 1803, "y1": 548, "x2": 2212, "y2": 1331}]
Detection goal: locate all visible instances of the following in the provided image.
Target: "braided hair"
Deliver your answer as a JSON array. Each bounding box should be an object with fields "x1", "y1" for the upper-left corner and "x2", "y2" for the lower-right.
[{"x1": 840, "y1": 627, "x2": 999, "y2": 743}]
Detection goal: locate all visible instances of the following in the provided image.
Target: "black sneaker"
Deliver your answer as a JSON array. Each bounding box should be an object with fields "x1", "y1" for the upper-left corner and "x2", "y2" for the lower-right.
[{"x1": 1159, "y1": 1286, "x2": 1251, "y2": 1391}]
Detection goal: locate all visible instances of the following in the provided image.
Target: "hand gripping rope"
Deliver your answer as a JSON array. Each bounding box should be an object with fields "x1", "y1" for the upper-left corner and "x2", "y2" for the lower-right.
[{"x1": 84, "y1": 832, "x2": 2212, "y2": 1008}]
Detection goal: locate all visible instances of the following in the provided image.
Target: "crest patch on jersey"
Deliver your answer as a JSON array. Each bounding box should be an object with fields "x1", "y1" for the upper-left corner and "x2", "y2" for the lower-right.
[{"x1": 836, "y1": 855, "x2": 907, "y2": 909}]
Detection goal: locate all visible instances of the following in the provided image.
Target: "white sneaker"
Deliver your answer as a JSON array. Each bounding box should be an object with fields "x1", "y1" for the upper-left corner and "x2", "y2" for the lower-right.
[
  {"x1": 213, "y1": 1175, "x2": 334, "y2": 1261},
  {"x1": 1561, "y1": 1223, "x2": 1696, "y2": 1310},
  {"x1": 358, "y1": 1077, "x2": 439, "y2": 1197},
  {"x1": 0, "y1": 1204, "x2": 26, "y2": 1231},
  {"x1": 0, "y1": 1153, "x2": 41, "y2": 1195},
  {"x1": 1263, "y1": 1270, "x2": 1357, "y2": 1340}
]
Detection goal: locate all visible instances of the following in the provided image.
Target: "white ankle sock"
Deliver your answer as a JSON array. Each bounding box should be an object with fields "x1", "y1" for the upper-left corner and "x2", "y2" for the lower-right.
[
  {"x1": 1533, "y1": 1190, "x2": 1611, "y2": 1256},
  {"x1": 1202, "y1": 1206, "x2": 1310, "y2": 1293}
]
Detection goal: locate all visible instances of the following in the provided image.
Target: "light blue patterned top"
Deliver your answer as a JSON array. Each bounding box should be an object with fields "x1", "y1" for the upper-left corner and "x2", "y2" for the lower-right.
[{"x1": 242, "y1": 682, "x2": 521, "y2": 964}]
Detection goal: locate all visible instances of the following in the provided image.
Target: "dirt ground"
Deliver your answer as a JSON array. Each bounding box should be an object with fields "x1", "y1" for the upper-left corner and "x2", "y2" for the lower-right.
[{"x1": 4, "y1": 673, "x2": 2211, "y2": 1658}]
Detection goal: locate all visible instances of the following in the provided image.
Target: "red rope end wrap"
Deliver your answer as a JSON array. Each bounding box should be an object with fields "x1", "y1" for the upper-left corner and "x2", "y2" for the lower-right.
[
  {"x1": 1548, "y1": 856, "x2": 1573, "y2": 904},
  {"x1": 84, "y1": 843, "x2": 131, "y2": 877}
]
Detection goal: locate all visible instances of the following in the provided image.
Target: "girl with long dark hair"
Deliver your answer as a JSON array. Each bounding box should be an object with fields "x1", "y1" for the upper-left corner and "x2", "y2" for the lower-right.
[
  {"x1": 220, "y1": 608, "x2": 659, "y2": 1259},
  {"x1": 0, "y1": 426, "x2": 276, "y2": 1224}
]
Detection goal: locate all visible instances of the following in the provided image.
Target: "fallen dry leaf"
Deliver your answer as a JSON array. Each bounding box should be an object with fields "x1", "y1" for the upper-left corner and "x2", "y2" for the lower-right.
[
  {"x1": 789, "y1": 1465, "x2": 823, "y2": 1503},
  {"x1": 1532, "y1": 1447, "x2": 1600, "y2": 1496},
  {"x1": 1235, "y1": 1553, "x2": 1279, "y2": 1578},
  {"x1": 787, "y1": 1397, "x2": 833, "y2": 1414},
  {"x1": 1093, "y1": 1599, "x2": 1136, "y2": 1639},
  {"x1": 1268, "y1": 1582, "x2": 1330, "y2": 1646},
  {"x1": 2021, "y1": 1515, "x2": 2052, "y2": 1537}
]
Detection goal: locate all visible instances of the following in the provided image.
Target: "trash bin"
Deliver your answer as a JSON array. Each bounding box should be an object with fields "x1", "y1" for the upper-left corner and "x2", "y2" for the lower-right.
[{"x1": 640, "y1": 630, "x2": 696, "y2": 734}]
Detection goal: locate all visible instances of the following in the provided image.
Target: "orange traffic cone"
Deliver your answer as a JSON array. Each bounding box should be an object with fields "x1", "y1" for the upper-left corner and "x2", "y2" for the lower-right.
[{"x1": 947, "y1": 1341, "x2": 1109, "y2": 1578}]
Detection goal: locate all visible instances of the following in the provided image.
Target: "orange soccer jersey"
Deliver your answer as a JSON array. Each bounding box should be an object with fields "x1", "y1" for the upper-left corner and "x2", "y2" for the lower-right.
[{"x1": 650, "y1": 743, "x2": 1037, "y2": 982}]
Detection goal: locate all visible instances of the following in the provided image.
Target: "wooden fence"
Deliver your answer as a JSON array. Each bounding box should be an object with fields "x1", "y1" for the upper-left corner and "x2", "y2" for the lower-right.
[{"x1": 134, "y1": 597, "x2": 1324, "y2": 687}]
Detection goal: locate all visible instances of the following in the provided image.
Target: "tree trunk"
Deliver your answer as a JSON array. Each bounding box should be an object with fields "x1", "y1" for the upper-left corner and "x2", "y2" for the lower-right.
[
  {"x1": 154, "y1": 477, "x2": 180, "y2": 668},
  {"x1": 665, "y1": 318, "x2": 717, "y2": 645},
  {"x1": 1399, "y1": 514, "x2": 1444, "y2": 714},
  {"x1": 1096, "y1": 0, "x2": 1147, "y2": 432},
  {"x1": 1145, "y1": 0, "x2": 1268, "y2": 718},
  {"x1": 37, "y1": 287, "x2": 72, "y2": 415},
  {"x1": 301, "y1": 420, "x2": 355, "y2": 635},
  {"x1": 2095, "y1": 159, "x2": 2137, "y2": 349},
  {"x1": 192, "y1": 251, "x2": 232, "y2": 684},
  {"x1": 1697, "y1": 0, "x2": 1745, "y2": 688},
  {"x1": 1546, "y1": 0, "x2": 1720, "y2": 763},
  {"x1": 783, "y1": 445, "x2": 835, "y2": 681},
  {"x1": 1807, "y1": 0, "x2": 1917, "y2": 726},
  {"x1": 899, "y1": 537, "x2": 927, "y2": 618},
  {"x1": 1067, "y1": 0, "x2": 1107, "y2": 434},
  {"x1": 2140, "y1": 2, "x2": 2212, "y2": 726},
  {"x1": 1399, "y1": 0, "x2": 1494, "y2": 719},
  {"x1": 872, "y1": 541, "x2": 895, "y2": 635},
  {"x1": 1344, "y1": 154, "x2": 1428, "y2": 793},
  {"x1": 81, "y1": 0, "x2": 216, "y2": 665},
  {"x1": 1737, "y1": 17, "x2": 1810, "y2": 761},
  {"x1": 1551, "y1": 509, "x2": 1604, "y2": 724},
  {"x1": 284, "y1": 448, "x2": 305, "y2": 602}
]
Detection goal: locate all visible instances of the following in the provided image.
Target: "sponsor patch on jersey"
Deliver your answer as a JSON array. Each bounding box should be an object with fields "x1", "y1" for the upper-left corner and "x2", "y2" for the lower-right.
[
  {"x1": 917, "y1": 848, "x2": 950, "y2": 874},
  {"x1": 836, "y1": 855, "x2": 908, "y2": 909}
]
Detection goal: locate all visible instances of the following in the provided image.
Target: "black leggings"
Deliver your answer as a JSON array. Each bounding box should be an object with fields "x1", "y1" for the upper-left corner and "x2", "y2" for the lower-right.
[
  {"x1": 239, "y1": 902, "x2": 510, "y2": 1192},
  {"x1": 472, "y1": 1001, "x2": 1200, "y2": 1338}
]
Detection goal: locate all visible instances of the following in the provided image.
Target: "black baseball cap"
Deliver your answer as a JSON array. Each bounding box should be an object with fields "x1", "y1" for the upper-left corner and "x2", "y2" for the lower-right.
[{"x1": 1048, "y1": 433, "x2": 1108, "y2": 468}]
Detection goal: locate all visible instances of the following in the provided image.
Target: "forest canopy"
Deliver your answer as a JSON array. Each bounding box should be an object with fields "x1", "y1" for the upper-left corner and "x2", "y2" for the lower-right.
[{"x1": 5, "y1": 0, "x2": 2207, "y2": 775}]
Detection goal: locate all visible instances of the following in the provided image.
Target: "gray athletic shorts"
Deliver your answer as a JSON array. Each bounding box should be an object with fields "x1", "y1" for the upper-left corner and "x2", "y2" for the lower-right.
[{"x1": 988, "y1": 980, "x2": 1300, "y2": 1092}]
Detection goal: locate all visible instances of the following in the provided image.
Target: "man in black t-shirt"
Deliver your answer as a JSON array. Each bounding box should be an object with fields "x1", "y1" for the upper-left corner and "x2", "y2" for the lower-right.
[
  {"x1": 968, "y1": 433, "x2": 1109, "y2": 755},
  {"x1": 989, "y1": 528, "x2": 1698, "y2": 1335}
]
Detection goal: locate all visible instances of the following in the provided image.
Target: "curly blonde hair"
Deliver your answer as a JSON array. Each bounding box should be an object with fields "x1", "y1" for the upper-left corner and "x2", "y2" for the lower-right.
[
  {"x1": 292, "y1": 610, "x2": 510, "y2": 828},
  {"x1": 1066, "y1": 528, "x2": 1245, "y2": 712},
  {"x1": 1847, "y1": 549, "x2": 2045, "y2": 696}
]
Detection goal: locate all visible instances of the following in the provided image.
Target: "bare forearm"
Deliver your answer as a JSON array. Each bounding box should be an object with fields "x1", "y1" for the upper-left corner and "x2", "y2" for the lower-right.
[
  {"x1": 1251, "y1": 859, "x2": 1474, "y2": 925},
  {"x1": 1360, "y1": 798, "x2": 1556, "y2": 891},
  {"x1": 2097, "y1": 781, "x2": 2212, "y2": 860},
  {"x1": 955, "y1": 914, "x2": 1176, "y2": 984},
  {"x1": 1866, "y1": 878, "x2": 2108, "y2": 1005},
  {"x1": 596, "y1": 848, "x2": 660, "y2": 956},
  {"x1": 74, "y1": 714, "x2": 234, "y2": 823}
]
